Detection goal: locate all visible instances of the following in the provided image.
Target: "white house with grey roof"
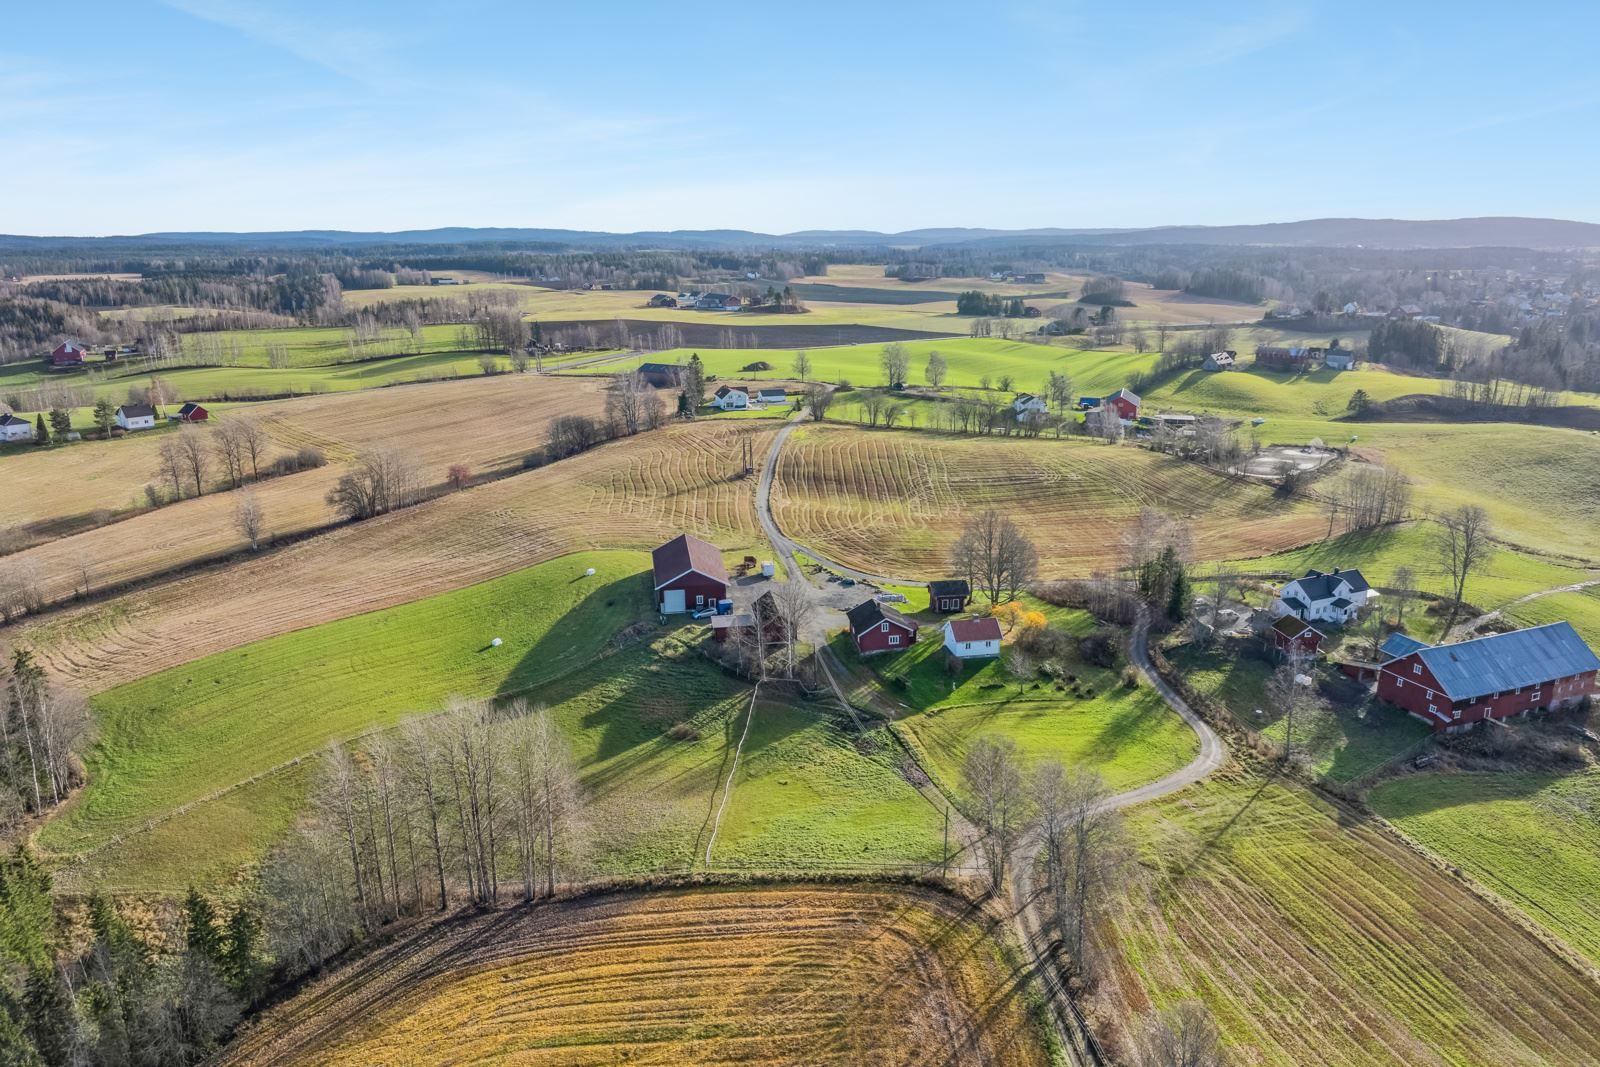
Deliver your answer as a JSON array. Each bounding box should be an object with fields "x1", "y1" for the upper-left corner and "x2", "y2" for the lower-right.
[{"x1": 1272, "y1": 567, "x2": 1375, "y2": 624}]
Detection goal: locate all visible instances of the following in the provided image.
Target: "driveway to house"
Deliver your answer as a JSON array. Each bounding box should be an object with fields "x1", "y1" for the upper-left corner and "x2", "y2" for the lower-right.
[{"x1": 756, "y1": 409, "x2": 1229, "y2": 1065}]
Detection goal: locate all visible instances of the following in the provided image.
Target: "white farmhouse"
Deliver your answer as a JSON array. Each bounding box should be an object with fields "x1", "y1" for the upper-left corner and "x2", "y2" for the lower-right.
[
  {"x1": 711, "y1": 385, "x2": 749, "y2": 411},
  {"x1": 943, "y1": 616, "x2": 1002, "y2": 659},
  {"x1": 1013, "y1": 392, "x2": 1049, "y2": 422},
  {"x1": 115, "y1": 403, "x2": 158, "y2": 431},
  {"x1": 1272, "y1": 567, "x2": 1375, "y2": 624},
  {"x1": 0, "y1": 413, "x2": 35, "y2": 443}
]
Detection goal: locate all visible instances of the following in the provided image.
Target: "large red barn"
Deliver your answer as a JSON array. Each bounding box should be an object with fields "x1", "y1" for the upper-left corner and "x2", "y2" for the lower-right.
[
  {"x1": 652, "y1": 534, "x2": 728, "y2": 614},
  {"x1": 1378, "y1": 622, "x2": 1599, "y2": 733},
  {"x1": 1103, "y1": 387, "x2": 1140, "y2": 421},
  {"x1": 50, "y1": 342, "x2": 86, "y2": 368}
]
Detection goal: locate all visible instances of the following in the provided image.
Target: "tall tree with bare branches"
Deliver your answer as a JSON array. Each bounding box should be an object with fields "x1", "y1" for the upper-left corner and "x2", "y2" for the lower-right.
[{"x1": 1432, "y1": 505, "x2": 1493, "y2": 634}]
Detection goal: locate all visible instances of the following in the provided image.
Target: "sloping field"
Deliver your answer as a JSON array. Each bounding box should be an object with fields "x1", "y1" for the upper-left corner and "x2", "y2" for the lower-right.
[
  {"x1": 1101, "y1": 771, "x2": 1600, "y2": 1066},
  {"x1": 215, "y1": 885, "x2": 1050, "y2": 1067},
  {"x1": 576, "y1": 337, "x2": 1158, "y2": 396},
  {"x1": 22, "y1": 417, "x2": 774, "y2": 693},
  {"x1": 8, "y1": 375, "x2": 613, "y2": 602},
  {"x1": 1372, "y1": 769, "x2": 1600, "y2": 968},
  {"x1": 773, "y1": 425, "x2": 1325, "y2": 576}
]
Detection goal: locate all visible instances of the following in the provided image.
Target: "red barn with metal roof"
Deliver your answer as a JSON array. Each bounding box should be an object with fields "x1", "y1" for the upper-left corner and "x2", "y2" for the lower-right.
[
  {"x1": 651, "y1": 534, "x2": 728, "y2": 614},
  {"x1": 1378, "y1": 622, "x2": 1599, "y2": 733}
]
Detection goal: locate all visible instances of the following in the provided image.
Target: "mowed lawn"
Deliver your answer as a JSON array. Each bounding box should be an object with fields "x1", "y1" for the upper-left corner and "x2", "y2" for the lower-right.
[
  {"x1": 41, "y1": 551, "x2": 655, "y2": 857},
  {"x1": 710, "y1": 704, "x2": 947, "y2": 870},
  {"x1": 832, "y1": 608, "x2": 1198, "y2": 798},
  {"x1": 1371, "y1": 769, "x2": 1600, "y2": 967},
  {"x1": 1165, "y1": 638, "x2": 1430, "y2": 784},
  {"x1": 1105, "y1": 771, "x2": 1600, "y2": 1066}
]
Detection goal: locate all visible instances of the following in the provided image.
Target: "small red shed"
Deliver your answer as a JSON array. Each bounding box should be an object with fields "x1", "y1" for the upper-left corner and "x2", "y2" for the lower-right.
[
  {"x1": 652, "y1": 533, "x2": 728, "y2": 614},
  {"x1": 846, "y1": 600, "x2": 919, "y2": 655},
  {"x1": 173, "y1": 402, "x2": 210, "y2": 422},
  {"x1": 1269, "y1": 616, "x2": 1325, "y2": 658}
]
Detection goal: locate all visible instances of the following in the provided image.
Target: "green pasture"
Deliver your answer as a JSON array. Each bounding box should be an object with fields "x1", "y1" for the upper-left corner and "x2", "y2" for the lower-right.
[{"x1": 1372, "y1": 769, "x2": 1600, "y2": 966}]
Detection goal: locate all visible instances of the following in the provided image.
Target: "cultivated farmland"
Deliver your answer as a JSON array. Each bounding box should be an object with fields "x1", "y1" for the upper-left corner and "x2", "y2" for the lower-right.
[
  {"x1": 215, "y1": 885, "x2": 1051, "y2": 1067},
  {"x1": 7, "y1": 373, "x2": 613, "y2": 603},
  {"x1": 773, "y1": 425, "x2": 1326, "y2": 576},
  {"x1": 1100, "y1": 770, "x2": 1600, "y2": 1066},
  {"x1": 22, "y1": 416, "x2": 774, "y2": 693}
]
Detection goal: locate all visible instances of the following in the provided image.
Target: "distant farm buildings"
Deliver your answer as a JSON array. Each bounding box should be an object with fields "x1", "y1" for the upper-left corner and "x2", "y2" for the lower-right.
[
  {"x1": 1254, "y1": 345, "x2": 1321, "y2": 371},
  {"x1": 1378, "y1": 622, "x2": 1599, "y2": 733},
  {"x1": 50, "y1": 342, "x2": 86, "y2": 368},
  {"x1": 694, "y1": 293, "x2": 743, "y2": 311},
  {"x1": 1203, "y1": 350, "x2": 1237, "y2": 371},
  {"x1": 636, "y1": 363, "x2": 685, "y2": 388},
  {"x1": 114, "y1": 403, "x2": 157, "y2": 432},
  {"x1": 0, "y1": 413, "x2": 35, "y2": 443}
]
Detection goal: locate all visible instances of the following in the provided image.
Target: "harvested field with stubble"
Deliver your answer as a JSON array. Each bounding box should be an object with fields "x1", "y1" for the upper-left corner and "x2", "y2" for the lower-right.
[
  {"x1": 773, "y1": 425, "x2": 1327, "y2": 576},
  {"x1": 6, "y1": 374, "x2": 613, "y2": 601},
  {"x1": 214, "y1": 884, "x2": 1051, "y2": 1067},
  {"x1": 1098, "y1": 770, "x2": 1600, "y2": 1067},
  {"x1": 23, "y1": 417, "x2": 774, "y2": 693}
]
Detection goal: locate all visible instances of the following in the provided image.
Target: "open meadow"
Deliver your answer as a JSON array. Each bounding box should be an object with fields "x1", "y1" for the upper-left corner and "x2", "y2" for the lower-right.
[
  {"x1": 773, "y1": 424, "x2": 1326, "y2": 577},
  {"x1": 1371, "y1": 768, "x2": 1600, "y2": 968},
  {"x1": 214, "y1": 884, "x2": 1051, "y2": 1067},
  {"x1": 1099, "y1": 769, "x2": 1600, "y2": 1067}
]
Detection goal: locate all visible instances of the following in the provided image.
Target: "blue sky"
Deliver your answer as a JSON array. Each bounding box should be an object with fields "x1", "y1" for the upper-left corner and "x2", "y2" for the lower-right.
[{"x1": 3, "y1": 1, "x2": 1598, "y2": 235}]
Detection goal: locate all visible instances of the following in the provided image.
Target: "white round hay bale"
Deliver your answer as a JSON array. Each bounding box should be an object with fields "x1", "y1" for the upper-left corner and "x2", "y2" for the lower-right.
[
  {"x1": 491, "y1": 637, "x2": 503, "y2": 648},
  {"x1": 585, "y1": 567, "x2": 596, "y2": 576}
]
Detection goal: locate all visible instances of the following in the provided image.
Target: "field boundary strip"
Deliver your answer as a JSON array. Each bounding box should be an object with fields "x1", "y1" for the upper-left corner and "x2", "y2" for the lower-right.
[{"x1": 702, "y1": 683, "x2": 760, "y2": 867}]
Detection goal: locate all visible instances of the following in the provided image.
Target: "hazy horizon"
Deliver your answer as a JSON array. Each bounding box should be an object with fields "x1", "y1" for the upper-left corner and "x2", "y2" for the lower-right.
[{"x1": 5, "y1": 0, "x2": 1600, "y2": 234}]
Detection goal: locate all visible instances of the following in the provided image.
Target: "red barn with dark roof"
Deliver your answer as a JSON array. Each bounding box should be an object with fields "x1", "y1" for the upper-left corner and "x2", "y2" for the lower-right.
[
  {"x1": 1268, "y1": 616, "x2": 1324, "y2": 657},
  {"x1": 846, "y1": 600, "x2": 918, "y2": 655},
  {"x1": 50, "y1": 342, "x2": 86, "y2": 368},
  {"x1": 173, "y1": 402, "x2": 209, "y2": 422},
  {"x1": 652, "y1": 534, "x2": 728, "y2": 614}
]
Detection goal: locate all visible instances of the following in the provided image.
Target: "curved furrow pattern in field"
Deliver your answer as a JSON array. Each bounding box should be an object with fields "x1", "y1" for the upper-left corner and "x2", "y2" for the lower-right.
[
  {"x1": 214, "y1": 886, "x2": 1051, "y2": 1067},
  {"x1": 773, "y1": 426, "x2": 1327, "y2": 577}
]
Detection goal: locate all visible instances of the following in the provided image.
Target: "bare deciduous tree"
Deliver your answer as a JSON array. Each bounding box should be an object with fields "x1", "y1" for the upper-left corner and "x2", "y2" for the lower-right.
[
  {"x1": 1031, "y1": 762, "x2": 1123, "y2": 980},
  {"x1": 962, "y1": 735, "x2": 1029, "y2": 893},
  {"x1": 234, "y1": 491, "x2": 266, "y2": 550},
  {"x1": 155, "y1": 437, "x2": 186, "y2": 500},
  {"x1": 792, "y1": 350, "x2": 812, "y2": 382},
  {"x1": 1432, "y1": 505, "x2": 1492, "y2": 634},
  {"x1": 805, "y1": 384, "x2": 833, "y2": 421},
  {"x1": 879, "y1": 342, "x2": 910, "y2": 387},
  {"x1": 951, "y1": 510, "x2": 1038, "y2": 605},
  {"x1": 175, "y1": 427, "x2": 210, "y2": 497},
  {"x1": 326, "y1": 449, "x2": 421, "y2": 521},
  {"x1": 1390, "y1": 565, "x2": 1417, "y2": 627},
  {"x1": 1135, "y1": 1000, "x2": 1227, "y2": 1067}
]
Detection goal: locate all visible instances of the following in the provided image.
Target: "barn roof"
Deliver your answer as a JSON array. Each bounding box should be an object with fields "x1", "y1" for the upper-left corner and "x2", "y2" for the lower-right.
[
  {"x1": 652, "y1": 534, "x2": 728, "y2": 589},
  {"x1": 1107, "y1": 387, "x2": 1141, "y2": 405},
  {"x1": 846, "y1": 599, "x2": 915, "y2": 637},
  {"x1": 1409, "y1": 622, "x2": 1600, "y2": 700},
  {"x1": 1379, "y1": 632, "x2": 1430, "y2": 660},
  {"x1": 947, "y1": 617, "x2": 1002, "y2": 643}
]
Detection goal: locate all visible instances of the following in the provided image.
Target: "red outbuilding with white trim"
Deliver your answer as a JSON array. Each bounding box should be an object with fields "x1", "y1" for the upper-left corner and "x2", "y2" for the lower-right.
[{"x1": 652, "y1": 534, "x2": 728, "y2": 614}]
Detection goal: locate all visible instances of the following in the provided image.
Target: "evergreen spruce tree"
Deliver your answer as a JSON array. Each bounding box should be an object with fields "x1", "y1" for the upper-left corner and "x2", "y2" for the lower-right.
[
  {"x1": 182, "y1": 889, "x2": 223, "y2": 968},
  {"x1": 221, "y1": 905, "x2": 264, "y2": 1004},
  {"x1": 21, "y1": 969, "x2": 70, "y2": 1067},
  {"x1": 32, "y1": 416, "x2": 47, "y2": 447}
]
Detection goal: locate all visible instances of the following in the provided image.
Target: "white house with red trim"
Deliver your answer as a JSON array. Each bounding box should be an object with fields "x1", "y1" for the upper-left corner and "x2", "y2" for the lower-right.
[{"x1": 943, "y1": 617, "x2": 1002, "y2": 659}]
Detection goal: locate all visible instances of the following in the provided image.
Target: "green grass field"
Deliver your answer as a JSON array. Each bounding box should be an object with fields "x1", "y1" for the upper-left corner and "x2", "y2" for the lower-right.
[
  {"x1": 709, "y1": 705, "x2": 947, "y2": 870},
  {"x1": 1371, "y1": 769, "x2": 1600, "y2": 966},
  {"x1": 41, "y1": 551, "x2": 655, "y2": 858},
  {"x1": 830, "y1": 608, "x2": 1198, "y2": 797},
  {"x1": 1504, "y1": 586, "x2": 1600, "y2": 647},
  {"x1": 567, "y1": 338, "x2": 1157, "y2": 396},
  {"x1": 1229, "y1": 524, "x2": 1595, "y2": 640}
]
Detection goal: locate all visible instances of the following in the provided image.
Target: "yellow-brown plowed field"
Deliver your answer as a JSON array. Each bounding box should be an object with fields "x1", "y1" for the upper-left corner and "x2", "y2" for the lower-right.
[
  {"x1": 215, "y1": 885, "x2": 1050, "y2": 1067},
  {"x1": 772, "y1": 426, "x2": 1327, "y2": 576},
  {"x1": 23, "y1": 417, "x2": 773, "y2": 691}
]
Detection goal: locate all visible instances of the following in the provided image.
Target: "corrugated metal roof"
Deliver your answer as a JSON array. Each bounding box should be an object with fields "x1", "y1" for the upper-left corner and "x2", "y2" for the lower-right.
[
  {"x1": 1379, "y1": 633, "x2": 1430, "y2": 660},
  {"x1": 1415, "y1": 622, "x2": 1600, "y2": 700}
]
